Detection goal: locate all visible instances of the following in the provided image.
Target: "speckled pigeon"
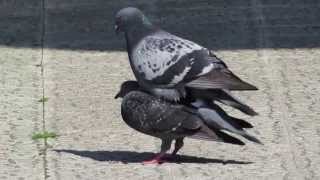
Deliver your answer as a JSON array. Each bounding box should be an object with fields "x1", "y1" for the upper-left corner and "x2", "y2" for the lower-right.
[
  {"x1": 115, "y1": 81, "x2": 262, "y2": 164},
  {"x1": 114, "y1": 7, "x2": 258, "y2": 116}
]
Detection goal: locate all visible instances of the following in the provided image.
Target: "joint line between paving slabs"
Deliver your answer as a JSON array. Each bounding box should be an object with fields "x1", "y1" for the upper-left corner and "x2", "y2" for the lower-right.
[
  {"x1": 250, "y1": 0, "x2": 301, "y2": 179},
  {"x1": 40, "y1": 0, "x2": 49, "y2": 179}
]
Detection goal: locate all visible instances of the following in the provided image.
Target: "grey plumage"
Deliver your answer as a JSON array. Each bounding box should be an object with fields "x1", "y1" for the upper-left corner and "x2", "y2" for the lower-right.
[
  {"x1": 115, "y1": 7, "x2": 258, "y2": 103},
  {"x1": 186, "y1": 88, "x2": 258, "y2": 116},
  {"x1": 115, "y1": 80, "x2": 258, "y2": 116},
  {"x1": 189, "y1": 98, "x2": 261, "y2": 144},
  {"x1": 114, "y1": 7, "x2": 262, "y2": 163},
  {"x1": 116, "y1": 81, "x2": 244, "y2": 145},
  {"x1": 196, "y1": 104, "x2": 262, "y2": 144},
  {"x1": 115, "y1": 81, "x2": 262, "y2": 163}
]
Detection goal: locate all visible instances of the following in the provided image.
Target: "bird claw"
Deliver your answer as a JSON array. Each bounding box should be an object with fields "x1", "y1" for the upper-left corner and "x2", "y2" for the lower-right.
[
  {"x1": 142, "y1": 158, "x2": 166, "y2": 165},
  {"x1": 142, "y1": 154, "x2": 170, "y2": 165}
]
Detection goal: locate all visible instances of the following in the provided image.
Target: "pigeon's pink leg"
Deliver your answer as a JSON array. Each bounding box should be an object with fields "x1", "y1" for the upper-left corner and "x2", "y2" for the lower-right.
[
  {"x1": 142, "y1": 152, "x2": 167, "y2": 164},
  {"x1": 143, "y1": 139, "x2": 172, "y2": 165}
]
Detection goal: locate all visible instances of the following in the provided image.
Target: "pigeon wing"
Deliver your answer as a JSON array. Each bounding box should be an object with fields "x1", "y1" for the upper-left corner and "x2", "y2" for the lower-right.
[
  {"x1": 186, "y1": 88, "x2": 258, "y2": 116},
  {"x1": 148, "y1": 103, "x2": 202, "y2": 135},
  {"x1": 131, "y1": 32, "x2": 215, "y2": 86},
  {"x1": 189, "y1": 123, "x2": 245, "y2": 145},
  {"x1": 186, "y1": 68, "x2": 258, "y2": 90}
]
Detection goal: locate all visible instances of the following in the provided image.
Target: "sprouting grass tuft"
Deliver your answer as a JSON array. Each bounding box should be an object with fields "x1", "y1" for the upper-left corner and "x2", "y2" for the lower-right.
[
  {"x1": 32, "y1": 131, "x2": 57, "y2": 140},
  {"x1": 38, "y1": 97, "x2": 49, "y2": 103}
]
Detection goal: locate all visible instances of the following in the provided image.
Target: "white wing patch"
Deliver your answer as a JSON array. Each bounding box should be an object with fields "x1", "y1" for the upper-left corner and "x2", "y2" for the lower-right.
[
  {"x1": 170, "y1": 66, "x2": 191, "y2": 84},
  {"x1": 132, "y1": 32, "x2": 203, "y2": 81},
  {"x1": 199, "y1": 63, "x2": 214, "y2": 76}
]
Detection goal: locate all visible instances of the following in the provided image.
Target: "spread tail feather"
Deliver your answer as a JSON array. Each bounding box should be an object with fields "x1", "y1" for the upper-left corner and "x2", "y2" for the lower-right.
[
  {"x1": 186, "y1": 88, "x2": 258, "y2": 116},
  {"x1": 215, "y1": 130, "x2": 245, "y2": 145},
  {"x1": 197, "y1": 105, "x2": 262, "y2": 144},
  {"x1": 241, "y1": 131, "x2": 263, "y2": 145},
  {"x1": 220, "y1": 99, "x2": 258, "y2": 116},
  {"x1": 190, "y1": 130, "x2": 245, "y2": 146},
  {"x1": 218, "y1": 90, "x2": 258, "y2": 116},
  {"x1": 228, "y1": 116, "x2": 254, "y2": 129},
  {"x1": 187, "y1": 69, "x2": 258, "y2": 91},
  {"x1": 201, "y1": 102, "x2": 254, "y2": 130}
]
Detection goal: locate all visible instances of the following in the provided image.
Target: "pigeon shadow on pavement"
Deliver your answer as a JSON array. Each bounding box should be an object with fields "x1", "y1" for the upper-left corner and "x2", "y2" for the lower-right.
[{"x1": 53, "y1": 149, "x2": 253, "y2": 165}]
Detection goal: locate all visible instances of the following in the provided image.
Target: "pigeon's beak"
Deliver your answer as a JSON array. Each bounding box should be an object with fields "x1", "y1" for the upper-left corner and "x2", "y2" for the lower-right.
[{"x1": 114, "y1": 92, "x2": 120, "y2": 99}]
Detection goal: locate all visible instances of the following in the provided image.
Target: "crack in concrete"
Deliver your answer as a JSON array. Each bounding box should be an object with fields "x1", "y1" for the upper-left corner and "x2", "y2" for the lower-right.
[
  {"x1": 40, "y1": 0, "x2": 48, "y2": 179},
  {"x1": 250, "y1": 0, "x2": 302, "y2": 179},
  {"x1": 285, "y1": 61, "x2": 316, "y2": 180}
]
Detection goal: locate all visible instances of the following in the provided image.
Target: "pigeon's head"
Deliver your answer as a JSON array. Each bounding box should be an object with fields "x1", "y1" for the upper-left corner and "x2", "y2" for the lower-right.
[
  {"x1": 115, "y1": 80, "x2": 140, "y2": 99},
  {"x1": 115, "y1": 7, "x2": 152, "y2": 33}
]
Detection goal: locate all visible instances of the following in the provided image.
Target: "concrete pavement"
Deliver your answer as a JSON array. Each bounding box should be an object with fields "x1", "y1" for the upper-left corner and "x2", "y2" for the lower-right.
[
  {"x1": 1, "y1": 0, "x2": 320, "y2": 179},
  {"x1": 42, "y1": 48, "x2": 320, "y2": 180},
  {"x1": 0, "y1": 47, "x2": 44, "y2": 180}
]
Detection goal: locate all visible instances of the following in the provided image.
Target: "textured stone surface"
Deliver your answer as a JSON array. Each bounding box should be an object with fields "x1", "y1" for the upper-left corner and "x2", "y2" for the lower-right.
[
  {"x1": 0, "y1": 47, "x2": 44, "y2": 180},
  {"x1": 43, "y1": 48, "x2": 320, "y2": 180},
  {"x1": 1, "y1": 0, "x2": 320, "y2": 179}
]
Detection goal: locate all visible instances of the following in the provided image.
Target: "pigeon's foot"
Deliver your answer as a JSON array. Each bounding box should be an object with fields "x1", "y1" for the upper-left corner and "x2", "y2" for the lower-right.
[
  {"x1": 142, "y1": 158, "x2": 166, "y2": 165},
  {"x1": 142, "y1": 153, "x2": 168, "y2": 165}
]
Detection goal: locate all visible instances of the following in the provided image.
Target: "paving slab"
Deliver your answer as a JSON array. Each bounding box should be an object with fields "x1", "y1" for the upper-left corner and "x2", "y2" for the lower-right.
[
  {"x1": 43, "y1": 48, "x2": 320, "y2": 180},
  {"x1": 0, "y1": 0, "x2": 45, "y2": 179},
  {"x1": 0, "y1": 47, "x2": 44, "y2": 180},
  {"x1": 42, "y1": 1, "x2": 320, "y2": 180},
  {"x1": 1, "y1": 0, "x2": 320, "y2": 179}
]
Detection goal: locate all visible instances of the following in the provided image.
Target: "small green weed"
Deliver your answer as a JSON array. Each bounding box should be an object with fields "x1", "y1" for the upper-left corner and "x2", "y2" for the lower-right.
[
  {"x1": 38, "y1": 97, "x2": 49, "y2": 103},
  {"x1": 32, "y1": 131, "x2": 57, "y2": 140}
]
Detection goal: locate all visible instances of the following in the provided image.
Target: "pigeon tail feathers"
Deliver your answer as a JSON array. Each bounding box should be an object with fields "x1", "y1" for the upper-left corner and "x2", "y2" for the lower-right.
[
  {"x1": 239, "y1": 131, "x2": 263, "y2": 145},
  {"x1": 187, "y1": 69, "x2": 258, "y2": 91},
  {"x1": 187, "y1": 88, "x2": 258, "y2": 116},
  {"x1": 217, "y1": 90, "x2": 258, "y2": 116}
]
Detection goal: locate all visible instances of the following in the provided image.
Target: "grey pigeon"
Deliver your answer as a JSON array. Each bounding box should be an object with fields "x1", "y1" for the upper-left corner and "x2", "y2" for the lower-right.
[
  {"x1": 115, "y1": 7, "x2": 258, "y2": 105},
  {"x1": 115, "y1": 81, "x2": 258, "y2": 116},
  {"x1": 115, "y1": 81, "x2": 262, "y2": 164},
  {"x1": 185, "y1": 88, "x2": 258, "y2": 116}
]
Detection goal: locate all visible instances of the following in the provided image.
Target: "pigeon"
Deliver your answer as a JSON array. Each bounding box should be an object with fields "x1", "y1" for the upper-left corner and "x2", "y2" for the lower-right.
[
  {"x1": 115, "y1": 7, "x2": 258, "y2": 116},
  {"x1": 183, "y1": 87, "x2": 258, "y2": 116},
  {"x1": 115, "y1": 81, "x2": 257, "y2": 116},
  {"x1": 115, "y1": 81, "x2": 262, "y2": 164}
]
